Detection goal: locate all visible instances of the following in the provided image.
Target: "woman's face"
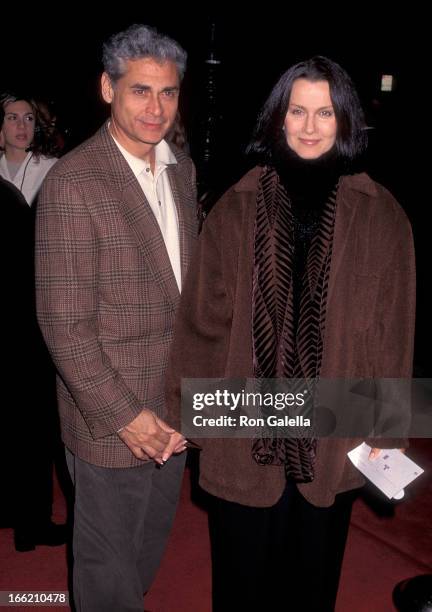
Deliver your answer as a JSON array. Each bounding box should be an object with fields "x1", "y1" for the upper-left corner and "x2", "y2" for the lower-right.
[
  {"x1": 284, "y1": 79, "x2": 337, "y2": 159},
  {"x1": 1, "y1": 99, "x2": 35, "y2": 153}
]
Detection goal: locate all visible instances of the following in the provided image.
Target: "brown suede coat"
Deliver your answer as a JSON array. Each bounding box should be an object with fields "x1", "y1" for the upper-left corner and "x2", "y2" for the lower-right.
[{"x1": 166, "y1": 167, "x2": 415, "y2": 507}]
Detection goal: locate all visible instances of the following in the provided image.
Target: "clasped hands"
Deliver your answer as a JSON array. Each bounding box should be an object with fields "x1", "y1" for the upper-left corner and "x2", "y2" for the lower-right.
[{"x1": 118, "y1": 409, "x2": 186, "y2": 465}]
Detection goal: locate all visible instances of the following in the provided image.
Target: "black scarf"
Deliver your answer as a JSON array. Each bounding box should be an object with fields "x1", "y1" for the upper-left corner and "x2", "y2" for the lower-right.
[{"x1": 251, "y1": 146, "x2": 342, "y2": 482}]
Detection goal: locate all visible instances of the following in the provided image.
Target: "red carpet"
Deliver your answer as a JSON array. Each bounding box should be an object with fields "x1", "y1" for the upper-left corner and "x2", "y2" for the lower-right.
[{"x1": 0, "y1": 440, "x2": 430, "y2": 611}]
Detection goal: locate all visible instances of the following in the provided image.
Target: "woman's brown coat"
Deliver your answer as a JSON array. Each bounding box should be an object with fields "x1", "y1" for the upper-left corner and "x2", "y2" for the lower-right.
[{"x1": 167, "y1": 167, "x2": 415, "y2": 507}]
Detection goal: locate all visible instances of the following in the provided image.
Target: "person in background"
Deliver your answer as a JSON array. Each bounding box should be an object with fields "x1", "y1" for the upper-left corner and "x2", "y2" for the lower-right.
[
  {"x1": 0, "y1": 175, "x2": 68, "y2": 551},
  {"x1": 34, "y1": 98, "x2": 66, "y2": 155},
  {"x1": 35, "y1": 24, "x2": 197, "y2": 611},
  {"x1": 0, "y1": 92, "x2": 58, "y2": 205},
  {"x1": 167, "y1": 111, "x2": 190, "y2": 153},
  {"x1": 166, "y1": 56, "x2": 415, "y2": 611}
]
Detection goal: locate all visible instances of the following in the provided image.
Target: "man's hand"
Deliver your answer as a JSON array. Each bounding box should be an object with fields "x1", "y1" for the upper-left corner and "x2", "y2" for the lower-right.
[{"x1": 118, "y1": 409, "x2": 183, "y2": 464}]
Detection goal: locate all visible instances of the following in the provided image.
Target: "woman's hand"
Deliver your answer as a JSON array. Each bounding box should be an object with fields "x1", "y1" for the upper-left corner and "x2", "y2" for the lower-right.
[{"x1": 368, "y1": 447, "x2": 406, "y2": 460}]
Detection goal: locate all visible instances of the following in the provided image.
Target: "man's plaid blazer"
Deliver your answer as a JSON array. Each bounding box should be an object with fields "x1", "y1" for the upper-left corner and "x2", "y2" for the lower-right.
[{"x1": 35, "y1": 122, "x2": 197, "y2": 467}]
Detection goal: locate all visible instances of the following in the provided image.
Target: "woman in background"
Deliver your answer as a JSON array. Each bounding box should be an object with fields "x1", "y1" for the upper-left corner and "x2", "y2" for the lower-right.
[
  {"x1": 0, "y1": 92, "x2": 59, "y2": 205},
  {"x1": 0, "y1": 93, "x2": 68, "y2": 551}
]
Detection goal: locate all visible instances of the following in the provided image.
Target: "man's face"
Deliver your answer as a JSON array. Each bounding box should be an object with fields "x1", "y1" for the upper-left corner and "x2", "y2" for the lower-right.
[{"x1": 101, "y1": 57, "x2": 180, "y2": 159}]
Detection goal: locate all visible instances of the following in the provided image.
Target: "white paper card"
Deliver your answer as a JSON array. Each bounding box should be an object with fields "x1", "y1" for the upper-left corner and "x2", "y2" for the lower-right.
[{"x1": 347, "y1": 443, "x2": 424, "y2": 499}]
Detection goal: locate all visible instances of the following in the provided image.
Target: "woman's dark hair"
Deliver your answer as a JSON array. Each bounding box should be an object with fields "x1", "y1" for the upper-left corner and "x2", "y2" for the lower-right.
[
  {"x1": 0, "y1": 92, "x2": 61, "y2": 158},
  {"x1": 247, "y1": 56, "x2": 368, "y2": 164}
]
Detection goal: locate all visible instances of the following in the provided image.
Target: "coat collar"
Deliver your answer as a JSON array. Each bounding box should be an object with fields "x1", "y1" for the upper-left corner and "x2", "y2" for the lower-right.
[{"x1": 234, "y1": 165, "x2": 378, "y2": 199}]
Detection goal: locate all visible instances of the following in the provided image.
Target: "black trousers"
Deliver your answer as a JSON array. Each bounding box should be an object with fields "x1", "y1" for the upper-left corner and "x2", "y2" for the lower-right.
[
  {"x1": 0, "y1": 351, "x2": 65, "y2": 530},
  {"x1": 208, "y1": 479, "x2": 356, "y2": 612},
  {"x1": 66, "y1": 449, "x2": 185, "y2": 612}
]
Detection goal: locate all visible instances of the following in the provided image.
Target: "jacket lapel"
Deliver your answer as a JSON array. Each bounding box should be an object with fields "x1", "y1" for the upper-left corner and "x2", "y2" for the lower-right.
[
  {"x1": 98, "y1": 124, "x2": 181, "y2": 306},
  {"x1": 327, "y1": 173, "x2": 377, "y2": 305},
  {"x1": 120, "y1": 175, "x2": 180, "y2": 306},
  {"x1": 326, "y1": 178, "x2": 358, "y2": 306}
]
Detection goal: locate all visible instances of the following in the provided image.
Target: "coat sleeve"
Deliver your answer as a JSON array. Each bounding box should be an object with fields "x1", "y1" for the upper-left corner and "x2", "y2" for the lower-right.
[
  {"x1": 35, "y1": 175, "x2": 142, "y2": 439},
  {"x1": 369, "y1": 203, "x2": 416, "y2": 448},
  {"x1": 165, "y1": 203, "x2": 233, "y2": 431}
]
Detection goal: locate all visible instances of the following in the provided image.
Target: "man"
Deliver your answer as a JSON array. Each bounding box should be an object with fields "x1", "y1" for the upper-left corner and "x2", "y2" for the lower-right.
[{"x1": 35, "y1": 24, "x2": 197, "y2": 611}]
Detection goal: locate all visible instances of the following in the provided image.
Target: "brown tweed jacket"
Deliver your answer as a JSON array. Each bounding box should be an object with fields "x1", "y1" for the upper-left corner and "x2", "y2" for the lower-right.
[
  {"x1": 35, "y1": 122, "x2": 197, "y2": 468},
  {"x1": 166, "y1": 167, "x2": 415, "y2": 507}
]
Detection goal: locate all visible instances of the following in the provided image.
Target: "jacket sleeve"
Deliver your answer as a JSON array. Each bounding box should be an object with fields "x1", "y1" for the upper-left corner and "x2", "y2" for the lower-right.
[
  {"x1": 165, "y1": 202, "x2": 233, "y2": 431},
  {"x1": 369, "y1": 204, "x2": 416, "y2": 448},
  {"x1": 35, "y1": 175, "x2": 142, "y2": 439}
]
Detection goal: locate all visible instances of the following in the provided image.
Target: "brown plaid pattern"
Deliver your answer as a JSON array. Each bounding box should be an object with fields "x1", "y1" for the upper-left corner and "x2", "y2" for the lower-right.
[{"x1": 35, "y1": 122, "x2": 197, "y2": 467}]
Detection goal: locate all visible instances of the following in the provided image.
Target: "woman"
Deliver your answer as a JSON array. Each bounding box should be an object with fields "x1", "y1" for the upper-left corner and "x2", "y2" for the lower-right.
[
  {"x1": 166, "y1": 56, "x2": 415, "y2": 611},
  {"x1": 0, "y1": 94, "x2": 67, "y2": 551},
  {"x1": 0, "y1": 93, "x2": 59, "y2": 206}
]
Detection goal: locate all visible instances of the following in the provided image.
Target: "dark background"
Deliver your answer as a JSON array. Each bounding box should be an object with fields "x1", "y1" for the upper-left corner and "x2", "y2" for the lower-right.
[
  {"x1": 0, "y1": 11, "x2": 428, "y2": 371},
  {"x1": 0, "y1": 12, "x2": 418, "y2": 166}
]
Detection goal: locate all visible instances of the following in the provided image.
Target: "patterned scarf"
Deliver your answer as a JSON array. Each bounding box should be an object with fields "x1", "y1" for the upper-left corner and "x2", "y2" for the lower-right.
[{"x1": 251, "y1": 165, "x2": 338, "y2": 482}]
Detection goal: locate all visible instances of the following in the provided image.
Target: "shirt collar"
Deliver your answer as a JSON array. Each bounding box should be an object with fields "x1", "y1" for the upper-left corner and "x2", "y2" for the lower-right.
[{"x1": 109, "y1": 128, "x2": 177, "y2": 179}]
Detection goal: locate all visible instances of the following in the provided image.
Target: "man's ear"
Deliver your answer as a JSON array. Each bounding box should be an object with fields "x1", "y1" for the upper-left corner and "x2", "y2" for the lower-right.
[{"x1": 101, "y1": 72, "x2": 114, "y2": 104}]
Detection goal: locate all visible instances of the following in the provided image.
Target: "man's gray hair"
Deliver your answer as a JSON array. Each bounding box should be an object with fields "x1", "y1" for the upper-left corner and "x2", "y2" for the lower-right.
[{"x1": 102, "y1": 24, "x2": 187, "y2": 83}]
